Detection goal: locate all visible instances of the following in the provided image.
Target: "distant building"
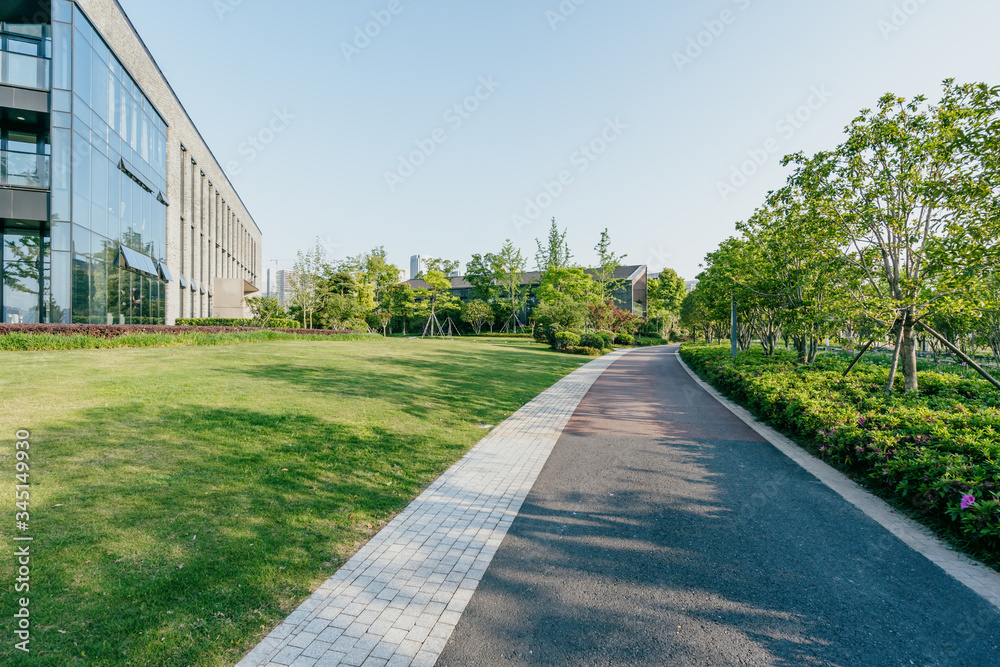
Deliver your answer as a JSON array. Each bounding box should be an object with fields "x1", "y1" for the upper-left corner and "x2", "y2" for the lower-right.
[
  {"x1": 685, "y1": 280, "x2": 699, "y2": 292},
  {"x1": 409, "y1": 255, "x2": 428, "y2": 280},
  {"x1": 275, "y1": 270, "x2": 298, "y2": 307}
]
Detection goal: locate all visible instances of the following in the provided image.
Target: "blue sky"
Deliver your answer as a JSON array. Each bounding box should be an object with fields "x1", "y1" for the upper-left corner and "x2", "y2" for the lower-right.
[{"x1": 116, "y1": 0, "x2": 1000, "y2": 281}]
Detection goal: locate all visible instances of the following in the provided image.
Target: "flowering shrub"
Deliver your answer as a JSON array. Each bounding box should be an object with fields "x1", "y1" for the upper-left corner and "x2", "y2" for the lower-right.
[
  {"x1": 681, "y1": 344, "x2": 1000, "y2": 561},
  {"x1": 0, "y1": 323, "x2": 360, "y2": 339}
]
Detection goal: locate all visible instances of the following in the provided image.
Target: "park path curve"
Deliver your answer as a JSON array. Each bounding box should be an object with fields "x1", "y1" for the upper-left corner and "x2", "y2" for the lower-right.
[
  {"x1": 240, "y1": 344, "x2": 1000, "y2": 667},
  {"x1": 436, "y1": 345, "x2": 1000, "y2": 666}
]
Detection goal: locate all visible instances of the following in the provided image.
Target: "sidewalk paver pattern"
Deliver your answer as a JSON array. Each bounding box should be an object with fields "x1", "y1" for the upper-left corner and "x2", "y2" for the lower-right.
[{"x1": 237, "y1": 350, "x2": 632, "y2": 667}]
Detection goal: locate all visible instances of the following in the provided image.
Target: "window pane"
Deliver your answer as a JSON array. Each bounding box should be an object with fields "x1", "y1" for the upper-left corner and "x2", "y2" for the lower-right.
[
  {"x1": 53, "y1": 89, "x2": 72, "y2": 112},
  {"x1": 50, "y1": 250, "x2": 71, "y2": 323},
  {"x1": 72, "y1": 132, "x2": 91, "y2": 229},
  {"x1": 71, "y1": 252, "x2": 89, "y2": 323},
  {"x1": 107, "y1": 165, "x2": 120, "y2": 241},
  {"x1": 92, "y1": 56, "x2": 109, "y2": 122},
  {"x1": 73, "y1": 29, "x2": 91, "y2": 106},
  {"x1": 51, "y1": 221, "x2": 71, "y2": 251},
  {"x1": 51, "y1": 128, "x2": 71, "y2": 221},
  {"x1": 73, "y1": 6, "x2": 93, "y2": 42},
  {"x1": 91, "y1": 258, "x2": 108, "y2": 324},
  {"x1": 2, "y1": 261, "x2": 41, "y2": 323},
  {"x1": 90, "y1": 151, "x2": 109, "y2": 237},
  {"x1": 52, "y1": 21, "x2": 71, "y2": 89}
]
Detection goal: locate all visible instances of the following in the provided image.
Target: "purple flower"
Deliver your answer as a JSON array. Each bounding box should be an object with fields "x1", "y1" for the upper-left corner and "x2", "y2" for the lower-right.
[
  {"x1": 820, "y1": 446, "x2": 827, "y2": 451},
  {"x1": 961, "y1": 494, "x2": 976, "y2": 510}
]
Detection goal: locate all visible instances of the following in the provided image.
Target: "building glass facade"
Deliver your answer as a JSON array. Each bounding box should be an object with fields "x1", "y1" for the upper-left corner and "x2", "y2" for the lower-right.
[{"x1": 1, "y1": 0, "x2": 169, "y2": 324}]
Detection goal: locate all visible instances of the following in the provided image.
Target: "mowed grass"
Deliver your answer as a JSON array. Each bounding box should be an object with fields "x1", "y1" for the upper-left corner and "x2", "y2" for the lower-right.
[{"x1": 0, "y1": 338, "x2": 585, "y2": 666}]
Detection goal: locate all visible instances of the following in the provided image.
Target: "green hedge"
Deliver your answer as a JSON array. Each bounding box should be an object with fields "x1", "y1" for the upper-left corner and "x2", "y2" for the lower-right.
[
  {"x1": 680, "y1": 343, "x2": 1000, "y2": 564},
  {"x1": 566, "y1": 345, "x2": 605, "y2": 357},
  {"x1": 175, "y1": 318, "x2": 301, "y2": 329}
]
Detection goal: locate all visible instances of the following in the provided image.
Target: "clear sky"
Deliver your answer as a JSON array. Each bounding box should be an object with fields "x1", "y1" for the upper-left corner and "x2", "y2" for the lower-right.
[{"x1": 115, "y1": 0, "x2": 1000, "y2": 281}]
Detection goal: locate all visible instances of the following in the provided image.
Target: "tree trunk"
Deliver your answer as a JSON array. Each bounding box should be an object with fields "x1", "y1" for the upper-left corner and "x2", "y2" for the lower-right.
[
  {"x1": 886, "y1": 319, "x2": 905, "y2": 398},
  {"x1": 794, "y1": 336, "x2": 807, "y2": 364},
  {"x1": 901, "y1": 313, "x2": 919, "y2": 392}
]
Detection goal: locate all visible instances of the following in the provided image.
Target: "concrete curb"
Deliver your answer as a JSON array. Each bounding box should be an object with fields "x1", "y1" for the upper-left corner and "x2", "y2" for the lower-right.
[
  {"x1": 237, "y1": 349, "x2": 634, "y2": 667},
  {"x1": 675, "y1": 351, "x2": 1000, "y2": 613}
]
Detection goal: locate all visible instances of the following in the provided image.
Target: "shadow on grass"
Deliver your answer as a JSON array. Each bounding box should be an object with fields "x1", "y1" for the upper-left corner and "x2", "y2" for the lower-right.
[
  {"x1": 0, "y1": 405, "x2": 481, "y2": 667},
  {"x1": 238, "y1": 343, "x2": 577, "y2": 423}
]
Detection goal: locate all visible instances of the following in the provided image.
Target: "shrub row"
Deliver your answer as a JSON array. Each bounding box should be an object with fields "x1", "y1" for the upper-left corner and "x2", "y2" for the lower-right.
[
  {"x1": 0, "y1": 323, "x2": 366, "y2": 341},
  {"x1": 533, "y1": 325, "x2": 626, "y2": 356},
  {"x1": 680, "y1": 344, "x2": 1000, "y2": 563},
  {"x1": 176, "y1": 317, "x2": 301, "y2": 329}
]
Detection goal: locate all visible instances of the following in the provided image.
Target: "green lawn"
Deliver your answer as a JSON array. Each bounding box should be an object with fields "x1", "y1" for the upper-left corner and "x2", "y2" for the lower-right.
[{"x1": 0, "y1": 338, "x2": 585, "y2": 666}]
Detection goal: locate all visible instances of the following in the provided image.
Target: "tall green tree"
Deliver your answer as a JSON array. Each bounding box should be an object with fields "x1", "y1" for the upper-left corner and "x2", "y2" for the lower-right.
[
  {"x1": 343, "y1": 246, "x2": 401, "y2": 308},
  {"x1": 414, "y1": 258, "x2": 459, "y2": 335},
  {"x1": 594, "y1": 228, "x2": 628, "y2": 305},
  {"x1": 647, "y1": 268, "x2": 687, "y2": 336},
  {"x1": 290, "y1": 238, "x2": 330, "y2": 329},
  {"x1": 786, "y1": 81, "x2": 1000, "y2": 393},
  {"x1": 495, "y1": 240, "x2": 528, "y2": 320},
  {"x1": 465, "y1": 253, "x2": 502, "y2": 302},
  {"x1": 535, "y1": 218, "x2": 572, "y2": 273}
]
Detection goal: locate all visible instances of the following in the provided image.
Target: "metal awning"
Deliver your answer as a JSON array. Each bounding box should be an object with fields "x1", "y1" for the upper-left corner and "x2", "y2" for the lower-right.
[{"x1": 118, "y1": 246, "x2": 158, "y2": 276}]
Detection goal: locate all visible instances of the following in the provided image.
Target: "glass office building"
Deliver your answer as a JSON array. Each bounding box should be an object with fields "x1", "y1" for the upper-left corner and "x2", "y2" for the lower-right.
[{"x1": 1, "y1": 0, "x2": 261, "y2": 325}]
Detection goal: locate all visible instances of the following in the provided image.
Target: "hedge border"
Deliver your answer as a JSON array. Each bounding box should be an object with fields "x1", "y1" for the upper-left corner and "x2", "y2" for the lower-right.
[{"x1": 0, "y1": 323, "x2": 364, "y2": 339}]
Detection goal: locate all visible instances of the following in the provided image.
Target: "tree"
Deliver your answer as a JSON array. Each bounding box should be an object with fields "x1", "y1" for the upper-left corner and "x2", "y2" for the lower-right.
[
  {"x1": 647, "y1": 269, "x2": 686, "y2": 336},
  {"x1": 680, "y1": 282, "x2": 729, "y2": 344},
  {"x1": 465, "y1": 253, "x2": 502, "y2": 302},
  {"x1": 786, "y1": 81, "x2": 1000, "y2": 394},
  {"x1": 535, "y1": 218, "x2": 572, "y2": 273},
  {"x1": 533, "y1": 294, "x2": 588, "y2": 330},
  {"x1": 536, "y1": 266, "x2": 597, "y2": 304},
  {"x1": 245, "y1": 295, "x2": 287, "y2": 327},
  {"x1": 374, "y1": 309, "x2": 392, "y2": 336},
  {"x1": 387, "y1": 283, "x2": 416, "y2": 335},
  {"x1": 461, "y1": 300, "x2": 492, "y2": 334},
  {"x1": 343, "y1": 246, "x2": 401, "y2": 308},
  {"x1": 495, "y1": 240, "x2": 528, "y2": 325},
  {"x1": 415, "y1": 258, "x2": 460, "y2": 336},
  {"x1": 594, "y1": 228, "x2": 628, "y2": 305},
  {"x1": 290, "y1": 238, "x2": 330, "y2": 329}
]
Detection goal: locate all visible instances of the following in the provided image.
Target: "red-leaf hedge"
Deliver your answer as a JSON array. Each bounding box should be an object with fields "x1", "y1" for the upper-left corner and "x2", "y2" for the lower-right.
[{"x1": 0, "y1": 323, "x2": 362, "y2": 339}]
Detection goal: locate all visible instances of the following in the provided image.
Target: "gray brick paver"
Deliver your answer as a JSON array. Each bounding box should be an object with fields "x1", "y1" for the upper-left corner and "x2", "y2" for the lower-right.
[{"x1": 235, "y1": 351, "x2": 628, "y2": 667}]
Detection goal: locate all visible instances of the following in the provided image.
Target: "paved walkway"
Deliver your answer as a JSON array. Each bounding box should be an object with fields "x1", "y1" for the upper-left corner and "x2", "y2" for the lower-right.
[
  {"x1": 437, "y1": 346, "x2": 1000, "y2": 666},
  {"x1": 237, "y1": 350, "x2": 632, "y2": 667},
  {"x1": 242, "y1": 345, "x2": 1000, "y2": 666}
]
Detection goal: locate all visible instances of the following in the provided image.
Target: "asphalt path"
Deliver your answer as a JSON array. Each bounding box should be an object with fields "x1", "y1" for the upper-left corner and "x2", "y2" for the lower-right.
[{"x1": 437, "y1": 345, "x2": 1000, "y2": 666}]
